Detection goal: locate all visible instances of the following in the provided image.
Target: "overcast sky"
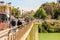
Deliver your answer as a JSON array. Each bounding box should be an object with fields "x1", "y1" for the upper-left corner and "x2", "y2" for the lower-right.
[{"x1": 1, "y1": 0, "x2": 57, "y2": 11}]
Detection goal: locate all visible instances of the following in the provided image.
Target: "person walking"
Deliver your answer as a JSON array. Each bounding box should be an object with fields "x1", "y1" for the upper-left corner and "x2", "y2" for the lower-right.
[
  {"x1": 17, "y1": 19, "x2": 22, "y2": 28},
  {"x1": 10, "y1": 19, "x2": 16, "y2": 34}
]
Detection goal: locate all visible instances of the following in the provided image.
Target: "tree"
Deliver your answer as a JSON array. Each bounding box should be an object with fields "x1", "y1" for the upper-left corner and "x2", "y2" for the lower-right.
[
  {"x1": 54, "y1": 8, "x2": 60, "y2": 19},
  {"x1": 41, "y1": 2, "x2": 57, "y2": 19},
  {"x1": 22, "y1": 10, "x2": 35, "y2": 19},
  {"x1": 57, "y1": 0, "x2": 60, "y2": 3},
  {"x1": 34, "y1": 8, "x2": 47, "y2": 19},
  {"x1": 11, "y1": 7, "x2": 21, "y2": 18}
]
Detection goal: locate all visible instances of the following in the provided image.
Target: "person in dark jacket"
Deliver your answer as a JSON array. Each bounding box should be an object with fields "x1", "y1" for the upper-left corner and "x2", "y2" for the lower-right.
[
  {"x1": 17, "y1": 19, "x2": 22, "y2": 28},
  {"x1": 10, "y1": 19, "x2": 16, "y2": 33},
  {"x1": 10, "y1": 19, "x2": 16, "y2": 26}
]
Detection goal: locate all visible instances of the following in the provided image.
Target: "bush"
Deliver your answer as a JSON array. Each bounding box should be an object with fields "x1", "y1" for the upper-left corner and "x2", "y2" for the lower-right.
[{"x1": 38, "y1": 21, "x2": 60, "y2": 33}]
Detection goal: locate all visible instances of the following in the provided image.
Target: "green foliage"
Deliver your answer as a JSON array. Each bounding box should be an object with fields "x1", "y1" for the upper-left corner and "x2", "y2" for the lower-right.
[
  {"x1": 11, "y1": 7, "x2": 21, "y2": 18},
  {"x1": 34, "y1": 8, "x2": 47, "y2": 19},
  {"x1": 38, "y1": 21, "x2": 60, "y2": 33},
  {"x1": 22, "y1": 13, "x2": 34, "y2": 18},
  {"x1": 57, "y1": 0, "x2": 60, "y2": 3},
  {"x1": 39, "y1": 2, "x2": 60, "y2": 19},
  {"x1": 22, "y1": 11, "x2": 35, "y2": 20},
  {"x1": 54, "y1": 8, "x2": 60, "y2": 19}
]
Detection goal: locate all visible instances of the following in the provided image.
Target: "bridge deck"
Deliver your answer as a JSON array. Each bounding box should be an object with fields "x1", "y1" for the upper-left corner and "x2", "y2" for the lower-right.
[
  {"x1": 13, "y1": 22, "x2": 33, "y2": 40},
  {"x1": 0, "y1": 22, "x2": 33, "y2": 40}
]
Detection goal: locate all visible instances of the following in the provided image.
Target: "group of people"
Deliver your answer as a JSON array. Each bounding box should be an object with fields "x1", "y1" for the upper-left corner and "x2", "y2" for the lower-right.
[
  {"x1": 10, "y1": 19, "x2": 22, "y2": 27},
  {"x1": 10, "y1": 19, "x2": 22, "y2": 33}
]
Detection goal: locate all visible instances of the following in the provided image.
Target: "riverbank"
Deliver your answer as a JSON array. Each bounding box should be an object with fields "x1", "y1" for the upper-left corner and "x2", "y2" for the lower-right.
[{"x1": 39, "y1": 33, "x2": 60, "y2": 40}]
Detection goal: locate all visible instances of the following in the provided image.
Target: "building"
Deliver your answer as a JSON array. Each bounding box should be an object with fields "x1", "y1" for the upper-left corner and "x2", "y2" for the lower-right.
[
  {"x1": 0, "y1": 1, "x2": 12, "y2": 30},
  {"x1": 0, "y1": 1, "x2": 11, "y2": 17}
]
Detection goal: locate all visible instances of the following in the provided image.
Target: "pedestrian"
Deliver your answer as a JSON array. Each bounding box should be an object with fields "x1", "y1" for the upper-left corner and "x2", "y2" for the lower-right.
[
  {"x1": 17, "y1": 19, "x2": 22, "y2": 28},
  {"x1": 10, "y1": 19, "x2": 16, "y2": 26},
  {"x1": 10, "y1": 19, "x2": 16, "y2": 34}
]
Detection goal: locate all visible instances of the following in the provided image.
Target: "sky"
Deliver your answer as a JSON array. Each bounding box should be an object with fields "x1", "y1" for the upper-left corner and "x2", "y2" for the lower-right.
[{"x1": 1, "y1": 0, "x2": 57, "y2": 11}]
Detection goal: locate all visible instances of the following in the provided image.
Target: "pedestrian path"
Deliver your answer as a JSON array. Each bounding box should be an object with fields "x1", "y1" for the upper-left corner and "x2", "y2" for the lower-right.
[{"x1": 0, "y1": 22, "x2": 33, "y2": 40}]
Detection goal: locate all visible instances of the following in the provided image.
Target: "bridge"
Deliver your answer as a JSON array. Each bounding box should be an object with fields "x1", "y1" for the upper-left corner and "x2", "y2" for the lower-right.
[
  {"x1": 0, "y1": 19, "x2": 60, "y2": 40},
  {"x1": 0, "y1": 22, "x2": 39, "y2": 40}
]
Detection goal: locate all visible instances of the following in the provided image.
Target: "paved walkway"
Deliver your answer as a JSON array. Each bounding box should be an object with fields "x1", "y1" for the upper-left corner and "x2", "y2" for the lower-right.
[{"x1": 0, "y1": 22, "x2": 33, "y2": 40}]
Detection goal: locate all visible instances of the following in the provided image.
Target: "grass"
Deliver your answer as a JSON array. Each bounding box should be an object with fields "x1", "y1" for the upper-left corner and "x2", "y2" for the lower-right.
[{"x1": 39, "y1": 33, "x2": 60, "y2": 40}]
